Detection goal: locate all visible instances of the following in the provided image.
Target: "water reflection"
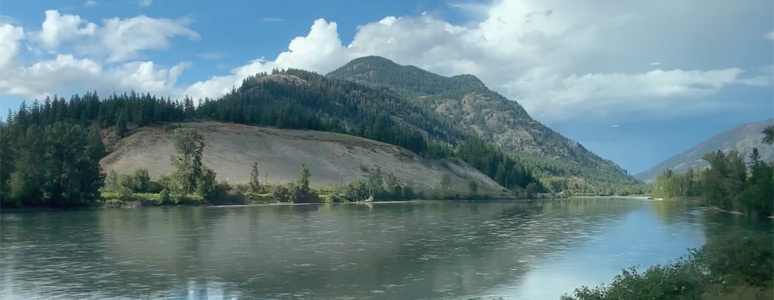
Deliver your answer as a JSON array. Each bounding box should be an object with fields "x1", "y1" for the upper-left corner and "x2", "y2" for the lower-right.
[{"x1": 1, "y1": 198, "x2": 771, "y2": 299}]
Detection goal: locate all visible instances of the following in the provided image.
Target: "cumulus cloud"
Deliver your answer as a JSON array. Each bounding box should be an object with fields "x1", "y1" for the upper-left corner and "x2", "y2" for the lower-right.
[
  {"x1": 513, "y1": 68, "x2": 769, "y2": 121},
  {"x1": 183, "y1": 0, "x2": 771, "y2": 122},
  {"x1": 3, "y1": 1, "x2": 771, "y2": 124},
  {"x1": 0, "y1": 54, "x2": 190, "y2": 98},
  {"x1": 32, "y1": 10, "x2": 198, "y2": 62},
  {"x1": 98, "y1": 15, "x2": 199, "y2": 62},
  {"x1": 0, "y1": 11, "x2": 197, "y2": 99},
  {"x1": 185, "y1": 19, "x2": 349, "y2": 99},
  {"x1": 0, "y1": 23, "x2": 25, "y2": 68},
  {"x1": 35, "y1": 10, "x2": 96, "y2": 48}
]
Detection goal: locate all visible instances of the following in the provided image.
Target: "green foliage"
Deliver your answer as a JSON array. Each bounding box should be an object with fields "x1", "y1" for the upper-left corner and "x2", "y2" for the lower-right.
[
  {"x1": 367, "y1": 168, "x2": 385, "y2": 197},
  {"x1": 468, "y1": 180, "x2": 478, "y2": 194},
  {"x1": 3, "y1": 122, "x2": 104, "y2": 208},
  {"x1": 562, "y1": 232, "x2": 773, "y2": 300},
  {"x1": 169, "y1": 128, "x2": 216, "y2": 199},
  {"x1": 652, "y1": 168, "x2": 699, "y2": 199},
  {"x1": 329, "y1": 56, "x2": 637, "y2": 191},
  {"x1": 525, "y1": 183, "x2": 539, "y2": 199},
  {"x1": 270, "y1": 184, "x2": 293, "y2": 202},
  {"x1": 293, "y1": 164, "x2": 318, "y2": 203},
  {"x1": 762, "y1": 125, "x2": 774, "y2": 145},
  {"x1": 652, "y1": 147, "x2": 773, "y2": 216},
  {"x1": 342, "y1": 179, "x2": 369, "y2": 201},
  {"x1": 696, "y1": 232, "x2": 773, "y2": 287},
  {"x1": 115, "y1": 111, "x2": 127, "y2": 137},
  {"x1": 133, "y1": 168, "x2": 151, "y2": 193},
  {"x1": 250, "y1": 162, "x2": 261, "y2": 193},
  {"x1": 456, "y1": 138, "x2": 542, "y2": 190}
]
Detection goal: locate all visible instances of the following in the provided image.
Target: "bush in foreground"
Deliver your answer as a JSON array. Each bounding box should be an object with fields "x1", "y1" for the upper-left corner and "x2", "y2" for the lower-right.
[{"x1": 561, "y1": 232, "x2": 773, "y2": 300}]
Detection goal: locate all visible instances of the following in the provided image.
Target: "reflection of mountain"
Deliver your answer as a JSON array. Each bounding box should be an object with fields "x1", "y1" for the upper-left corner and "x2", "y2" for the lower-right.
[
  {"x1": 8, "y1": 199, "x2": 763, "y2": 299},
  {"x1": 88, "y1": 201, "x2": 643, "y2": 299}
]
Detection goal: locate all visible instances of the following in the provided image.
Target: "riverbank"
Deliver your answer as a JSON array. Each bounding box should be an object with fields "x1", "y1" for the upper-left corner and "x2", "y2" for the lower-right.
[{"x1": 707, "y1": 206, "x2": 774, "y2": 219}]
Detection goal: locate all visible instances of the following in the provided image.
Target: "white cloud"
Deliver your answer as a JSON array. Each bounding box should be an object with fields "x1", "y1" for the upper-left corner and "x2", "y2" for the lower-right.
[
  {"x1": 185, "y1": 19, "x2": 349, "y2": 99},
  {"x1": 766, "y1": 30, "x2": 774, "y2": 40},
  {"x1": 1, "y1": 12, "x2": 196, "y2": 99},
  {"x1": 31, "y1": 10, "x2": 199, "y2": 62},
  {"x1": 0, "y1": 23, "x2": 25, "y2": 68},
  {"x1": 184, "y1": 0, "x2": 771, "y2": 123},
  {"x1": 35, "y1": 10, "x2": 96, "y2": 48},
  {"x1": 513, "y1": 68, "x2": 769, "y2": 121},
  {"x1": 0, "y1": 54, "x2": 189, "y2": 99},
  {"x1": 84, "y1": 1, "x2": 98, "y2": 7},
  {"x1": 3, "y1": 1, "x2": 771, "y2": 125},
  {"x1": 138, "y1": 0, "x2": 153, "y2": 8},
  {"x1": 97, "y1": 15, "x2": 199, "y2": 62}
]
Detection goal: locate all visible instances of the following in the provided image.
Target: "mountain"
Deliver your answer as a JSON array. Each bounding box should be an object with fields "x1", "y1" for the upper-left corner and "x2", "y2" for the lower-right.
[
  {"x1": 327, "y1": 56, "x2": 639, "y2": 191},
  {"x1": 636, "y1": 119, "x2": 774, "y2": 182},
  {"x1": 102, "y1": 122, "x2": 504, "y2": 192},
  {"x1": 2, "y1": 56, "x2": 642, "y2": 198}
]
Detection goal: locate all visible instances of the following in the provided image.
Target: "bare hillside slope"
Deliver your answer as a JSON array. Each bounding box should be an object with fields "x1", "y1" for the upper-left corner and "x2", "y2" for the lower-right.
[{"x1": 101, "y1": 122, "x2": 503, "y2": 192}]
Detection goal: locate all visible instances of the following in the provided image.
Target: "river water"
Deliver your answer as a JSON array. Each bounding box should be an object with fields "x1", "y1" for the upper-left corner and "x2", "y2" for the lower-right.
[{"x1": 1, "y1": 198, "x2": 770, "y2": 299}]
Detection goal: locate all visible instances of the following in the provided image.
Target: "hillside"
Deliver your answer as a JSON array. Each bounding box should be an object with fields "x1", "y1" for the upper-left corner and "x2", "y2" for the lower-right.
[
  {"x1": 636, "y1": 119, "x2": 774, "y2": 182},
  {"x1": 327, "y1": 56, "x2": 638, "y2": 188},
  {"x1": 101, "y1": 122, "x2": 504, "y2": 192}
]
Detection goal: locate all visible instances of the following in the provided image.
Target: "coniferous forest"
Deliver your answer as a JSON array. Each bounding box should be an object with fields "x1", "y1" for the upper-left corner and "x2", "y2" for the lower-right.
[
  {"x1": 0, "y1": 69, "x2": 555, "y2": 207},
  {"x1": 651, "y1": 127, "x2": 774, "y2": 216}
]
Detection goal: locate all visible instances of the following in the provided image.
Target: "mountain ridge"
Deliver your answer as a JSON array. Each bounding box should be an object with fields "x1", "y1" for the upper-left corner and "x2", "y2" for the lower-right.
[
  {"x1": 327, "y1": 56, "x2": 638, "y2": 191},
  {"x1": 635, "y1": 119, "x2": 774, "y2": 182}
]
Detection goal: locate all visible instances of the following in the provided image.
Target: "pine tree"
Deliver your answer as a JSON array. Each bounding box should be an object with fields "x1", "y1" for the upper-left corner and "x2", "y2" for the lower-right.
[{"x1": 250, "y1": 162, "x2": 261, "y2": 193}]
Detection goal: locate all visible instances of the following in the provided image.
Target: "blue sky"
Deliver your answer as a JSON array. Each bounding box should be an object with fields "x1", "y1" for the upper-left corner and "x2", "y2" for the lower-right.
[{"x1": 0, "y1": 0, "x2": 772, "y2": 174}]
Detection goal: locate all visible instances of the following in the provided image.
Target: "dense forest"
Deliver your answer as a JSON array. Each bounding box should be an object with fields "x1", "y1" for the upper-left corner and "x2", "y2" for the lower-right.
[
  {"x1": 327, "y1": 56, "x2": 640, "y2": 190},
  {"x1": 651, "y1": 126, "x2": 774, "y2": 216},
  {"x1": 0, "y1": 69, "x2": 560, "y2": 207}
]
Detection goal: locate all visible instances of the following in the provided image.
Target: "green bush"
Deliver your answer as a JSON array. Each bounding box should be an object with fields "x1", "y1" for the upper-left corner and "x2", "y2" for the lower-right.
[
  {"x1": 270, "y1": 185, "x2": 293, "y2": 202},
  {"x1": 562, "y1": 232, "x2": 773, "y2": 300}
]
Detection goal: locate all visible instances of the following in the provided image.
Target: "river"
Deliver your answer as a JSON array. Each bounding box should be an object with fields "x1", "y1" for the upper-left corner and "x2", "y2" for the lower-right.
[{"x1": 1, "y1": 198, "x2": 770, "y2": 299}]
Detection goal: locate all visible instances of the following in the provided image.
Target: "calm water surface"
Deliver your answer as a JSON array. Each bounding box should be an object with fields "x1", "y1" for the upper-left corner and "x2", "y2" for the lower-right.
[{"x1": 1, "y1": 198, "x2": 771, "y2": 299}]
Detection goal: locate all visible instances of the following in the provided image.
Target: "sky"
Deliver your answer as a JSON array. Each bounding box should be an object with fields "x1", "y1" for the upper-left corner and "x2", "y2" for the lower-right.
[{"x1": 0, "y1": 0, "x2": 772, "y2": 174}]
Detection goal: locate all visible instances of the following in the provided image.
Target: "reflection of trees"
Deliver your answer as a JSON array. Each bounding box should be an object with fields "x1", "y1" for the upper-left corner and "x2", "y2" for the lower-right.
[
  {"x1": 5, "y1": 198, "x2": 709, "y2": 299},
  {"x1": 87, "y1": 199, "x2": 646, "y2": 299}
]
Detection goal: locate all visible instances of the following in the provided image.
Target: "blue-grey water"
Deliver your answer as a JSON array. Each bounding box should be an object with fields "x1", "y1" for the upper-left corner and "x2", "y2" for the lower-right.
[{"x1": 1, "y1": 198, "x2": 771, "y2": 299}]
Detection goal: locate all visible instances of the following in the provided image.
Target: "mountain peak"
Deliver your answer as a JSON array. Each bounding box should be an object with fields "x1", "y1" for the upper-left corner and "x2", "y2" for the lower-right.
[{"x1": 328, "y1": 56, "x2": 486, "y2": 96}]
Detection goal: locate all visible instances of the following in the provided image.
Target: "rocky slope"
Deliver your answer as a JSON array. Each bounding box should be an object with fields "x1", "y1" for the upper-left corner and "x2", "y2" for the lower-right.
[{"x1": 327, "y1": 56, "x2": 637, "y2": 186}]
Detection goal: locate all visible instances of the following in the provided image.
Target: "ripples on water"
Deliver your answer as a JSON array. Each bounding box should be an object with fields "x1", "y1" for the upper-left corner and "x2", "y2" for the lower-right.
[{"x1": 1, "y1": 198, "x2": 770, "y2": 299}]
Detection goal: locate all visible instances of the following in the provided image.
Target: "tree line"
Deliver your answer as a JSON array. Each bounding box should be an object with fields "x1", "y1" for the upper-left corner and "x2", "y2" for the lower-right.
[
  {"x1": 1, "y1": 69, "x2": 546, "y2": 208},
  {"x1": 651, "y1": 126, "x2": 774, "y2": 216}
]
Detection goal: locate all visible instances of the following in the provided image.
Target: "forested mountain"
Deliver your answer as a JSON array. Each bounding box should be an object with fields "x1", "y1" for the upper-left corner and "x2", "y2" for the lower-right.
[
  {"x1": 2, "y1": 56, "x2": 648, "y2": 206},
  {"x1": 327, "y1": 56, "x2": 639, "y2": 191},
  {"x1": 636, "y1": 119, "x2": 774, "y2": 182}
]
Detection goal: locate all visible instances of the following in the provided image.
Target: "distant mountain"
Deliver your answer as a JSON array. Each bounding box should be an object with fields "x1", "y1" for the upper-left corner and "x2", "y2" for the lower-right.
[
  {"x1": 636, "y1": 119, "x2": 774, "y2": 182},
  {"x1": 328, "y1": 56, "x2": 638, "y2": 189}
]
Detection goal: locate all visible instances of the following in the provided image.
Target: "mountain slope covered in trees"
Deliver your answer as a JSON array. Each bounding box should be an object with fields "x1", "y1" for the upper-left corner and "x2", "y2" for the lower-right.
[
  {"x1": 636, "y1": 119, "x2": 774, "y2": 182},
  {"x1": 327, "y1": 56, "x2": 639, "y2": 192}
]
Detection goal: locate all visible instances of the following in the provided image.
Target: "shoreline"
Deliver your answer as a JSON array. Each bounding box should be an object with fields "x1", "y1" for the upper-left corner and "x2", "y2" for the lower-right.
[
  {"x1": 1, "y1": 196, "x2": 578, "y2": 211},
  {"x1": 707, "y1": 206, "x2": 774, "y2": 219}
]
